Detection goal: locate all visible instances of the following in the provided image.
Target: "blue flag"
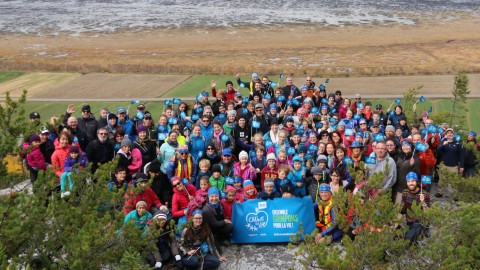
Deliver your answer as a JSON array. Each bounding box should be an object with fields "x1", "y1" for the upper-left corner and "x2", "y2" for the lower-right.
[
  {"x1": 419, "y1": 96, "x2": 425, "y2": 103},
  {"x1": 344, "y1": 129, "x2": 354, "y2": 136},
  {"x1": 252, "y1": 121, "x2": 260, "y2": 129},
  {"x1": 221, "y1": 134, "x2": 229, "y2": 142},
  {"x1": 168, "y1": 117, "x2": 178, "y2": 125},
  {"x1": 415, "y1": 142, "x2": 427, "y2": 152},
  {"x1": 365, "y1": 157, "x2": 377, "y2": 165},
  {"x1": 287, "y1": 147, "x2": 296, "y2": 155},
  {"x1": 270, "y1": 81, "x2": 277, "y2": 87},
  {"x1": 395, "y1": 98, "x2": 401, "y2": 104},
  {"x1": 277, "y1": 95, "x2": 286, "y2": 102},
  {"x1": 164, "y1": 100, "x2": 172, "y2": 106},
  {"x1": 311, "y1": 107, "x2": 319, "y2": 115},
  {"x1": 319, "y1": 84, "x2": 325, "y2": 91},
  {"x1": 191, "y1": 114, "x2": 199, "y2": 121},
  {"x1": 173, "y1": 98, "x2": 181, "y2": 105},
  {"x1": 421, "y1": 175, "x2": 432, "y2": 185},
  {"x1": 239, "y1": 82, "x2": 245, "y2": 88},
  {"x1": 131, "y1": 99, "x2": 140, "y2": 104},
  {"x1": 325, "y1": 78, "x2": 330, "y2": 83}
]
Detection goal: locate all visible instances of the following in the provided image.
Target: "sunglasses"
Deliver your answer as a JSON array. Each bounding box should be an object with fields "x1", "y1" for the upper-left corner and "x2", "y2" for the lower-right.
[
  {"x1": 82, "y1": 110, "x2": 90, "y2": 113},
  {"x1": 207, "y1": 148, "x2": 214, "y2": 150},
  {"x1": 360, "y1": 123, "x2": 367, "y2": 125},
  {"x1": 179, "y1": 152, "x2": 188, "y2": 155},
  {"x1": 173, "y1": 182, "x2": 182, "y2": 187},
  {"x1": 202, "y1": 120, "x2": 210, "y2": 122}
]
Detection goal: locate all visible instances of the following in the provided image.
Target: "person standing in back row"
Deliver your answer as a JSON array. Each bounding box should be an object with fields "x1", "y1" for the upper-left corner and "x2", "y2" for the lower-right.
[{"x1": 435, "y1": 128, "x2": 464, "y2": 197}]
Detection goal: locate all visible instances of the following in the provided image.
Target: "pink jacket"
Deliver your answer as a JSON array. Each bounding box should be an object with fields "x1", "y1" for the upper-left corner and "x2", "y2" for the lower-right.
[
  {"x1": 128, "y1": 148, "x2": 142, "y2": 175},
  {"x1": 233, "y1": 162, "x2": 257, "y2": 181},
  {"x1": 26, "y1": 146, "x2": 47, "y2": 170}
]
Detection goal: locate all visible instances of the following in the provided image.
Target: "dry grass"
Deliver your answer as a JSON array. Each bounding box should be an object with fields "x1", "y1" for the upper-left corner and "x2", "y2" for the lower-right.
[
  {"x1": 1, "y1": 17, "x2": 480, "y2": 77},
  {"x1": 0, "y1": 72, "x2": 80, "y2": 97}
]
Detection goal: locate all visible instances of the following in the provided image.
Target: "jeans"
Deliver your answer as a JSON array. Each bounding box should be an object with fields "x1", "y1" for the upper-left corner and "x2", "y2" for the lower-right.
[{"x1": 181, "y1": 254, "x2": 220, "y2": 270}]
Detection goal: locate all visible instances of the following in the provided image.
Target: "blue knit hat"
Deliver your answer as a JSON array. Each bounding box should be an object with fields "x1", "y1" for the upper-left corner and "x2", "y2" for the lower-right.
[
  {"x1": 208, "y1": 187, "x2": 221, "y2": 197},
  {"x1": 192, "y1": 209, "x2": 203, "y2": 217},
  {"x1": 319, "y1": 183, "x2": 331, "y2": 193},
  {"x1": 405, "y1": 172, "x2": 418, "y2": 181}
]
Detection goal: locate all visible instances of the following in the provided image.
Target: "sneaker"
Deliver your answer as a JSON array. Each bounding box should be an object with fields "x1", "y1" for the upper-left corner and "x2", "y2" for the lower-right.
[
  {"x1": 434, "y1": 193, "x2": 443, "y2": 198},
  {"x1": 319, "y1": 235, "x2": 333, "y2": 245},
  {"x1": 61, "y1": 191, "x2": 71, "y2": 198}
]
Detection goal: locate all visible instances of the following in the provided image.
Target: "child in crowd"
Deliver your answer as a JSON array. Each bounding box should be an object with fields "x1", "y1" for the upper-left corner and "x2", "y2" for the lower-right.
[
  {"x1": 123, "y1": 200, "x2": 152, "y2": 235},
  {"x1": 209, "y1": 164, "x2": 226, "y2": 191},
  {"x1": 25, "y1": 134, "x2": 48, "y2": 184},
  {"x1": 258, "y1": 178, "x2": 280, "y2": 200},
  {"x1": 108, "y1": 166, "x2": 129, "y2": 194},
  {"x1": 281, "y1": 185, "x2": 295, "y2": 198},
  {"x1": 274, "y1": 165, "x2": 291, "y2": 193},
  {"x1": 240, "y1": 180, "x2": 257, "y2": 202},
  {"x1": 288, "y1": 155, "x2": 306, "y2": 197},
  {"x1": 195, "y1": 159, "x2": 212, "y2": 189},
  {"x1": 60, "y1": 145, "x2": 88, "y2": 198},
  {"x1": 222, "y1": 185, "x2": 237, "y2": 220},
  {"x1": 196, "y1": 176, "x2": 211, "y2": 196},
  {"x1": 234, "y1": 150, "x2": 257, "y2": 181},
  {"x1": 261, "y1": 153, "x2": 278, "y2": 188},
  {"x1": 305, "y1": 166, "x2": 328, "y2": 203},
  {"x1": 250, "y1": 145, "x2": 267, "y2": 189},
  {"x1": 276, "y1": 148, "x2": 290, "y2": 167},
  {"x1": 232, "y1": 176, "x2": 244, "y2": 201}
]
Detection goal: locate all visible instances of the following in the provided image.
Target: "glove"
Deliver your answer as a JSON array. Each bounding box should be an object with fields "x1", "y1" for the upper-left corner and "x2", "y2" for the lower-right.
[
  {"x1": 175, "y1": 255, "x2": 181, "y2": 261},
  {"x1": 154, "y1": 261, "x2": 162, "y2": 269}
]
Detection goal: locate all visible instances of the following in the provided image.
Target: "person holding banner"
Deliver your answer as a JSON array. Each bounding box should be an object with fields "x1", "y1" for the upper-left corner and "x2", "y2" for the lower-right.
[
  {"x1": 315, "y1": 184, "x2": 343, "y2": 245},
  {"x1": 400, "y1": 172, "x2": 430, "y2": 245},
  {"x1": 179, "y1": 210, "x2": 226, "y2": 269},
  {"x1": 202, "y1": 188, "x2": 233, "y2": 245}
]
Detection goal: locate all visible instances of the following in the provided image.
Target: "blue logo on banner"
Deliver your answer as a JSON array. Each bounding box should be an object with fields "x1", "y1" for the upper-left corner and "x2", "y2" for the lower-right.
[
  {"x1": 231, "y1": 197, "x2": 316, "y2": 243},
  {"x1": 252, "y1": 121, "x2": 260, "y2": 129}
]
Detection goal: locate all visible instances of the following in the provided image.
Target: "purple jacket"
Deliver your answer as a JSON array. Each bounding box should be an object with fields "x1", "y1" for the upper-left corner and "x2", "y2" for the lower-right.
[{"x1": 63, "y1": 152, "x2": 89, "y2": 172}]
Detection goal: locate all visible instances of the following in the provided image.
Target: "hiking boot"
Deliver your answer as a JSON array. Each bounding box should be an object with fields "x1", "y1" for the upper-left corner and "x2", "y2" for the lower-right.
[{"x1": 434, "y1": 193, "x2": 443, "y2": 198}]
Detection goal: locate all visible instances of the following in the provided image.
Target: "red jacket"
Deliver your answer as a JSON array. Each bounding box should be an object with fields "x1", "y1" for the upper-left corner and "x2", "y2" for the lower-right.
[
  {"x1": 51, "y1": 144, "x2": 71, "y2": 178},
  {"x1": 171, "y1": 184, "x2": 196, "y2": 218},
  {"x1": 416, "y1": 149, "x2": 436, "y2": 176},
  {"x1": 221, "y1": 198, "x2": 234, "y2": 220},
  {"x1": 261, "y1": 166, "x2": 278, "y2": 188},
  {"x1": 123, "y1": 186, "x2": 163, "y2": 215}
]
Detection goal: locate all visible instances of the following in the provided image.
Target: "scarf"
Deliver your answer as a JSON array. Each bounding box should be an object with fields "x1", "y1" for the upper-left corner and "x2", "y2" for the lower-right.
[
  {"x1": 167, "y1": 139, "x2": 179, "y2": 148},
  {"x1": 208, "y1": 201, "x2": 220, "y2": 209},
  {"x1": 213, "y1": 129, "x2": 223, "y2": 148}
]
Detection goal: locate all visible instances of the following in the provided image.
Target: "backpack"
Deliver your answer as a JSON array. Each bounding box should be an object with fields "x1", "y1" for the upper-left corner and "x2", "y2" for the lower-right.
[{"x1": 186, "y1": 193, "x2": 207, "y2": 220}]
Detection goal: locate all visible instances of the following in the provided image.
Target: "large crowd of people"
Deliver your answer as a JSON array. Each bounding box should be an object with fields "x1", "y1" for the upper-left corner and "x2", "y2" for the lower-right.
[{"x1": 21, "y1": 73, "x2": 478, "y2": 269}]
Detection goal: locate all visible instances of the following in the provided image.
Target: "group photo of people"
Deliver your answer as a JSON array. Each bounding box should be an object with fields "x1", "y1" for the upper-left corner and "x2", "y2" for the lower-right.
[{"x1": 21, "y1": 73, "x2": 478, "y2": 269}]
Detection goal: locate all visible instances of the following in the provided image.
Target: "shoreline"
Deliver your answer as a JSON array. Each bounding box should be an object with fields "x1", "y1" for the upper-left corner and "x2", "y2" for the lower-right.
[{"x1": 1, "y1": 15, "x2": 480, "y2": 77}]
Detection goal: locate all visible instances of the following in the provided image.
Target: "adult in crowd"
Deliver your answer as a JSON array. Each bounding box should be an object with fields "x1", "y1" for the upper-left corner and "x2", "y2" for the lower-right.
[
  {"x1": 179, "y1": 210, "x2": 227, "y2": 269},
  {"x1": 171, "y1": 176, "x2": 196, "y2": 222},
  {"x1": 116, "y1": 106, "x2": 136, "y2": 141},
  {"x1": 393, "y1": 140, "x2": 420, "y2": 204},
  {"x1": 158, "y1": 131, "x2": 180, "y2": 181},
  {"x1": 98, "y1": 107, "x2": 109, "y2": 128},
  {"x1": 167, "y1": 144, "x2": 197, "y2": 184},
  {"x1": 248, "y1": 104, "x2": 270, "y2": 137},
  {"x1": 368, "y1": 141, "x2": 397, "y2": 195},
  {"x1": 65, "y1": 116, "x2": 89, "y2": 151},
  {"x1": 62, "y1": 104, "x2": 99, "y2": 142},
  {"x1": 86, "y1": 127, "x2": 114, "y2": 173},
  {"x1": 133, "y1": 124, "x2": 157, "y2": 169},
  {"x1": 39, "y1": 126, "x2": 54, "y2": 164},
  {"x1": 435, "y1": 128, "x2": 465, "y2": 197},
  {"x1": 202, "y1": 187, "x2": 233, "y2": 244}
]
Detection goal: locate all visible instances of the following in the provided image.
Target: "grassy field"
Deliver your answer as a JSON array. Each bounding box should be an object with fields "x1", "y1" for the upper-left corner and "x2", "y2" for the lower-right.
[
  {"x1": 0, "y1": 72, "x2": 25, "y2": 83},
  {"x1": 162, "y1": 75, "x2": 286, "y2": 98},
  {"x1": 0, "y1": 72, "x2": 81, "y2": 98}
]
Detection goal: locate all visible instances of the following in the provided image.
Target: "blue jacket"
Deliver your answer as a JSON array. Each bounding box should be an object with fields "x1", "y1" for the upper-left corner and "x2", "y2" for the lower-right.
[
  {"x1": 187, "y1": 135, "x2": 207, "y2": 161},
  {"x1": 118, "y1": 119, "x2": 136, "y2": 141},
  {"x1": 200, "y1": 123, "x2": 214, "y2": 142},
  {"x1": 288, "y1": 167, "x2": 306, "y2": 197}
]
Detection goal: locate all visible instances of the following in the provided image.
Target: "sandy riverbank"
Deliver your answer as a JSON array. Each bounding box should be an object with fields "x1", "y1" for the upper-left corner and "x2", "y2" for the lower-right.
[{"x1": 1, "y1": 14, "x2": 480, "y2": 77}]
